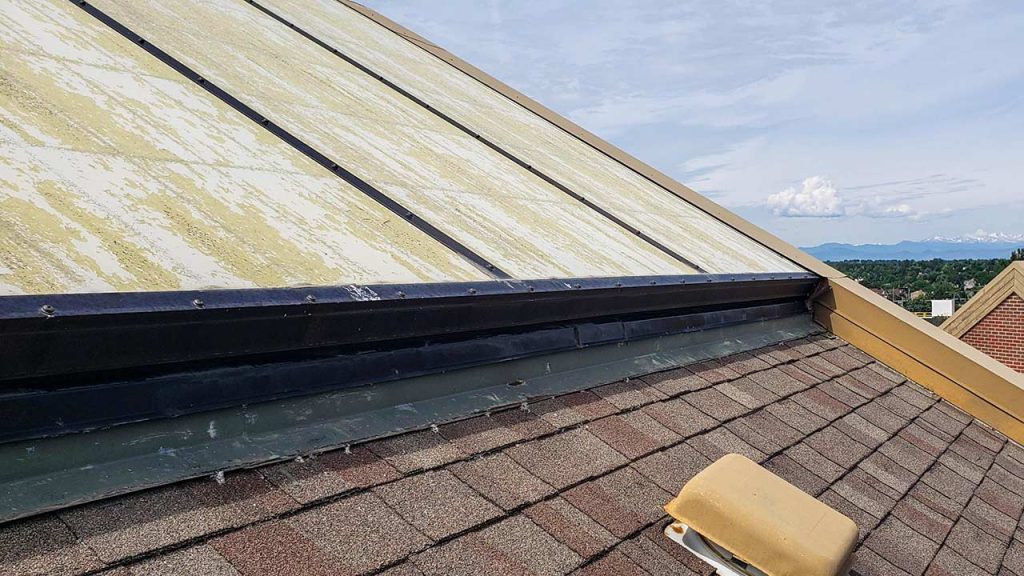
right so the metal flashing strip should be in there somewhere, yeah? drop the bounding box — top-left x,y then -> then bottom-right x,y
67,0 -> 507,279
0,314 -> 818,523
0,273 -> 817,383
1,301 -> 804,443
242,0 -> 706,273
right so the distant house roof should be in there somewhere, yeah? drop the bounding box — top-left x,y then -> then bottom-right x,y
944,262 -> 1024,337
943,262 -> 1024,372
6,334 -> 1024,576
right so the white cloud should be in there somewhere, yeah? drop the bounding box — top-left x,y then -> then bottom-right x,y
767,176 -> 844,217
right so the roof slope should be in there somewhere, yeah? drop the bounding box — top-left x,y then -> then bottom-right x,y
943,261 -> 1024,337
0,0 -> 806,297
4,334 -> 1023,576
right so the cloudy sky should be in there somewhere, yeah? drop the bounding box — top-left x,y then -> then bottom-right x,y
364,0 -> 1024,247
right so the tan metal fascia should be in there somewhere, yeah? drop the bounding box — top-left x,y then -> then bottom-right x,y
942,261 -> 1024,337
339,0 -> 1024,442
816,277 -> 1024,443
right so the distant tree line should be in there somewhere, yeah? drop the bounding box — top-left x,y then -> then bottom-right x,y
827,257 -> 1013,313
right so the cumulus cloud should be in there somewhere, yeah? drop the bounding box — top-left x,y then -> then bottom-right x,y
767,176 -> 844,217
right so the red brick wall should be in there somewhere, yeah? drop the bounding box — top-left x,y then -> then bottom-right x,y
962,294 -> 1024,373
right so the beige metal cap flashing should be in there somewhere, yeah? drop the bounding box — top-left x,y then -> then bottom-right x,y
664,454 -> 857,576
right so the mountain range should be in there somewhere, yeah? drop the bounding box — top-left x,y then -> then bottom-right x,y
802,231 -> 1024,261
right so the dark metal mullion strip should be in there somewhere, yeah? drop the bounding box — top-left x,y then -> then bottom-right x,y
68,0 -> 508,280
245,0 -> 708,274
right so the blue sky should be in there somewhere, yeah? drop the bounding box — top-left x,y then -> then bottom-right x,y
364,0 -> 1024,247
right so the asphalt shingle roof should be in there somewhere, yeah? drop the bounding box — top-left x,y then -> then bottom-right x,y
2,332 -> 1023,576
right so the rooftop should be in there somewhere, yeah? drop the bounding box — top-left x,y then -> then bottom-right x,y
4,334 -> 1023,576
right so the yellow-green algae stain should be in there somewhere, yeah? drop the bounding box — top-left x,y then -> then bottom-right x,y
0,0 -> 484,296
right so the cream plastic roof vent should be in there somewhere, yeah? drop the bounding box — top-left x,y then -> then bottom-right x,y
664,454 -> 857,576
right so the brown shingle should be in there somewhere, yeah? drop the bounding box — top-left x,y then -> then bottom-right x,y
818,489 -> 880,542
261,446 -> 401,504
725,418 -> 787,454
642,398 -> 717,437
856,401 -> 909,434
777,363 -> 823,387
921,465 -> 978,506
937,451 -> 985,484
586,412 -> 680,460
641,367 -> 712,396
531,391 -> 616,429
820,348 -> 867,371
682,387 -> 748,421
850,547 -> 912,576
892,384 -> 937,411
212,522 -> 334,576
878,436 -> 936,476
439,414 -> 522,455
687,427 -> 766,463
290,492 -> 430,574
944,518 -> 1008,574
449,453 -> 555,511
832,473 -> 897,519
924,547 -> 988,576
865,517 -> 940,576
719,352 -> 772,375
765,398 -> 828,434
573,551 -> 648,576
907,483 -> 965,521
591,379 -> 667,410
866,362 -> 908,385
686,359 -> 741,384
949,435 -> 997,469
506,428 -> 627,490
837,413 -> 889,449
764,454 -> 829,495
60,471 -> 296,562
716,377 -> 777,409
976,477 -> 1024,520
0,516 -> 103,576
858,452 -> 918,495
732,410 -> 804,448
818,378 -> 870,408
901,424 -> 951,458
961,495 -> 1016,539
792,388 -> 850,421
753,342 -> 803,365
366,429 -> 465,473
129,545 -> 238,576
963,422 -> 1006,453
617,530 -> 703,576
631,442 -> 713,494
525,498 -> 617,559
414,516 -> 581,576
786,442 -> 845,483
563,467 -> 671,538
374,470 -> 501,541
490,406 -> 556,441
805,426 -> 872,469
892,495 -> 954,544
746,367 -> 807,396
849,366 -> 899,395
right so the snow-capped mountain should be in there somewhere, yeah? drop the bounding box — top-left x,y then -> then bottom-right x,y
927,230 -> 1024,244
803,230 -> 1024,261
